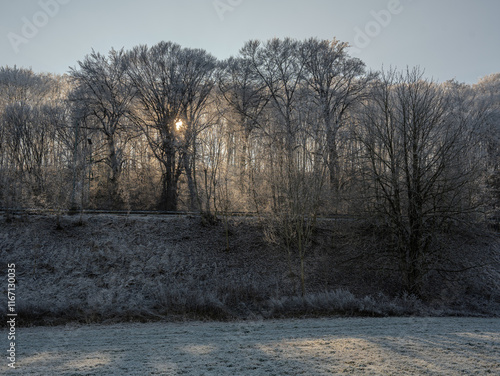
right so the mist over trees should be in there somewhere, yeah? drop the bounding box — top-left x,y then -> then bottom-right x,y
1,38 -> 499,296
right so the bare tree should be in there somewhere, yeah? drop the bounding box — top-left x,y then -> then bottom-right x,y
70,49 -> 136,209
240,38 -> 328,296
0,67 -> 70,209
472,74 -> 500,214
217,56 -> 270,203
357,68 -> 482,295
0,66 -> 52,104
0,67 -> 57,209
126,42 -> 217,211
300,38 -> 374,198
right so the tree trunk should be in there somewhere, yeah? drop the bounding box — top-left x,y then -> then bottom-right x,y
327,127 -> 340,194
106,134 -> 122,209
298,229 -> 306,297
69,121 -> 81,211
239,126 -> 251,195
183,153 -> 198,211
159,151 -> 178,212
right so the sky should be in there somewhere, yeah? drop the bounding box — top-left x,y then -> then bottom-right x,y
0,0 -> 499,84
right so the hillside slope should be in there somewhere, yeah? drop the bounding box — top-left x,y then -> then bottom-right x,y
1,213 -> 499,325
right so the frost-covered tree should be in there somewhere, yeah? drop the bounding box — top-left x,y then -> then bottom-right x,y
239,38 -> 328,295
300,38 -> 374,195
0,67 -> 67,209
473,74 -> 500,212
126,42 -> 217,211
357,68 -> 483,295
70,49 -> 136,209
217,56 -> 270,201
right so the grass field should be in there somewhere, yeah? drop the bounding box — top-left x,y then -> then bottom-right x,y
2,317 -> 499,375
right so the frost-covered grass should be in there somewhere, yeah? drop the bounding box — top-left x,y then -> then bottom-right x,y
0,213 -> 499,325
2,317 -> 499,375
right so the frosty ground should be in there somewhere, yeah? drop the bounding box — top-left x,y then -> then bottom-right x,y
2,317 -> 499,375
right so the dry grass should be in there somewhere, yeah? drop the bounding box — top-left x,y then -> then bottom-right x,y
0,213 -> 498,325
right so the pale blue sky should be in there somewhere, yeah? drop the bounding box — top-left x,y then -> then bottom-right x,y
0,0 -> 498,83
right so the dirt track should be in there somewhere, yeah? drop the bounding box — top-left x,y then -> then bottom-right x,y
2,317 -> 499,375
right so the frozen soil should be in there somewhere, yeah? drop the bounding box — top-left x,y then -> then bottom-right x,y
2,317 -> 499,375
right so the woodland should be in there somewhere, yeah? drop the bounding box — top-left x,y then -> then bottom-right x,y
1,38 -> 499,300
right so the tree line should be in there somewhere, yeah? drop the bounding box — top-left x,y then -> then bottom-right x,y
1,38 -> 499,294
